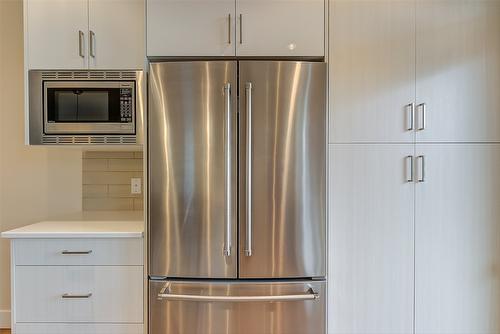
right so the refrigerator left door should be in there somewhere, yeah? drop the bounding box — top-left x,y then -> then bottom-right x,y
149,61 -> 238,278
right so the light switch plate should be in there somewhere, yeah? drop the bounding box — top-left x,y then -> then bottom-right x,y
131,178 -> 142,194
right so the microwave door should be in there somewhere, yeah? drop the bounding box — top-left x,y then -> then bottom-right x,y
149,61 -> 238,279
239,61 -> 327,279
43,82 -> 135,135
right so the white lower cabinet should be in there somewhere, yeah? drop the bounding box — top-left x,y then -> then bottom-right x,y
10,238 -> 144,334
329,143 -> 500,334
16,266 -> 143,323
15,324 -> 143,334
415,144 -> 500,334
329,144 -> 414,334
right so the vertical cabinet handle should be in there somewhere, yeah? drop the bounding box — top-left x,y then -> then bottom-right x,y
89,30 -> 96,58
228,14 -> 232,44
417,155 -> 425,182
407,103 -> 415,131
239,14 -> 243,44
405,155 -> 414,183
245,82 -> 253,257
78,30 -> 85,58
223,83 -> 232,257
417,103 -> 426,130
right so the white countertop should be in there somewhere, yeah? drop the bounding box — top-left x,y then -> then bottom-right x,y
1,211 -> 144,239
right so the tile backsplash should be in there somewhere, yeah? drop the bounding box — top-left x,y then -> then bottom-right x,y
83,151 -> 143,211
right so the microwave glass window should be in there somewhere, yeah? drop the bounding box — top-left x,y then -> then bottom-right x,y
46,88 -> 122,123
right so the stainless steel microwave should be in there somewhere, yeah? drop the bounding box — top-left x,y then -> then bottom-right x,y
28,70 -> 144,145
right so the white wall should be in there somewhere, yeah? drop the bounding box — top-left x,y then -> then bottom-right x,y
0,0 -> 82,327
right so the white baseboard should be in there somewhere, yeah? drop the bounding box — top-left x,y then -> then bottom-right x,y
0,310 -> 11,328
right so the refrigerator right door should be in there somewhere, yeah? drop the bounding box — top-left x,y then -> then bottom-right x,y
239,61 -> 327,279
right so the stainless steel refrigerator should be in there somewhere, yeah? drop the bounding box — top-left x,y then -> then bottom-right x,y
148,61 -> 326,334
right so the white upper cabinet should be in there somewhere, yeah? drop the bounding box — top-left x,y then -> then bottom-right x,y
415,144 -> 500,333
416,0 -> 500,142
89,0 -> 145,69
26,0 -> 88,69
329,0 -> 415,143
147,0 -> 235,57
146,0 -> 324,57
25,0 -> 144,70
236,0 -> 324,57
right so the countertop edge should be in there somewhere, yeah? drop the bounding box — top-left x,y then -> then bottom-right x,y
1,231 -> 144,239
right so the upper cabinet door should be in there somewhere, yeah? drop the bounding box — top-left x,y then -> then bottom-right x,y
416,0 -> 500,142
236,0 -> 324,57
147,0 -> 236,57
26,0 -> 88,69
89,0 -> 145,69
329,0 -> 416,143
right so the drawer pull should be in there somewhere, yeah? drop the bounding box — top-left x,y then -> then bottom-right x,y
62,293 -> 92,299
61,250 -> 93,255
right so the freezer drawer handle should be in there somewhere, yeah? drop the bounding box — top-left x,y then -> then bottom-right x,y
157,287 -> 319,302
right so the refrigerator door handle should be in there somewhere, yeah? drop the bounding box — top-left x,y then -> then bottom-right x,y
223,83 -> 232,257
158,288 -> 320,302
245,82 -> 253,257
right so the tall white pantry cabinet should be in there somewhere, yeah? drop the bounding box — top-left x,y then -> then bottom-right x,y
329,1 -> 500,333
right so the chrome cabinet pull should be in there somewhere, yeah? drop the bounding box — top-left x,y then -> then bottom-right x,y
158,289 -> 319,302
245,82 -> 253,257
417,103 -> 426,130
62,293 -> 92,299
61,250 -> 93,255
89,30 -> 96,58
239,14 -> 243,44
78,30 -> 85,58
407,103 -> 415,131
228,14 -> 231,44
223,83 -> 232,257
417,155 -> 425,182
406,155 -> 414,183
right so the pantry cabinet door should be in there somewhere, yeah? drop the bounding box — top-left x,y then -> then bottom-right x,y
329,0 -> 416,143
89,0 -> 145,69
147,0 -> 235,57
416,1 -> 500,142
236,0 -> 324,57
329,144 -> 414,334
415,144 -> 500,334
26,0 -> 88,69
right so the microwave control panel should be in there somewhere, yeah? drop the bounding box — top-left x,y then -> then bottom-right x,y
120,87 -> 134,123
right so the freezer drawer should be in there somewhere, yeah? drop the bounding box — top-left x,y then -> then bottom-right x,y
149,280 -> 326,334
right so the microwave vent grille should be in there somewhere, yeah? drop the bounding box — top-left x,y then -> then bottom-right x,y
39,71 -> 137,80
90,136 -> 106,144
89,72 -> 105,79
41,135 -> 137,145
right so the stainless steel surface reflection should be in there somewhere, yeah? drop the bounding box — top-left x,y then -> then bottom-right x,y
239,61 -> 327,278
149,61 -> 238,278
150,280 -> 326,334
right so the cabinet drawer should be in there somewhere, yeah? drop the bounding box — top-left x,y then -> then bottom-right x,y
15,323 -> 143,334
13,238 -> 143,265
15,266 -> 143,323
